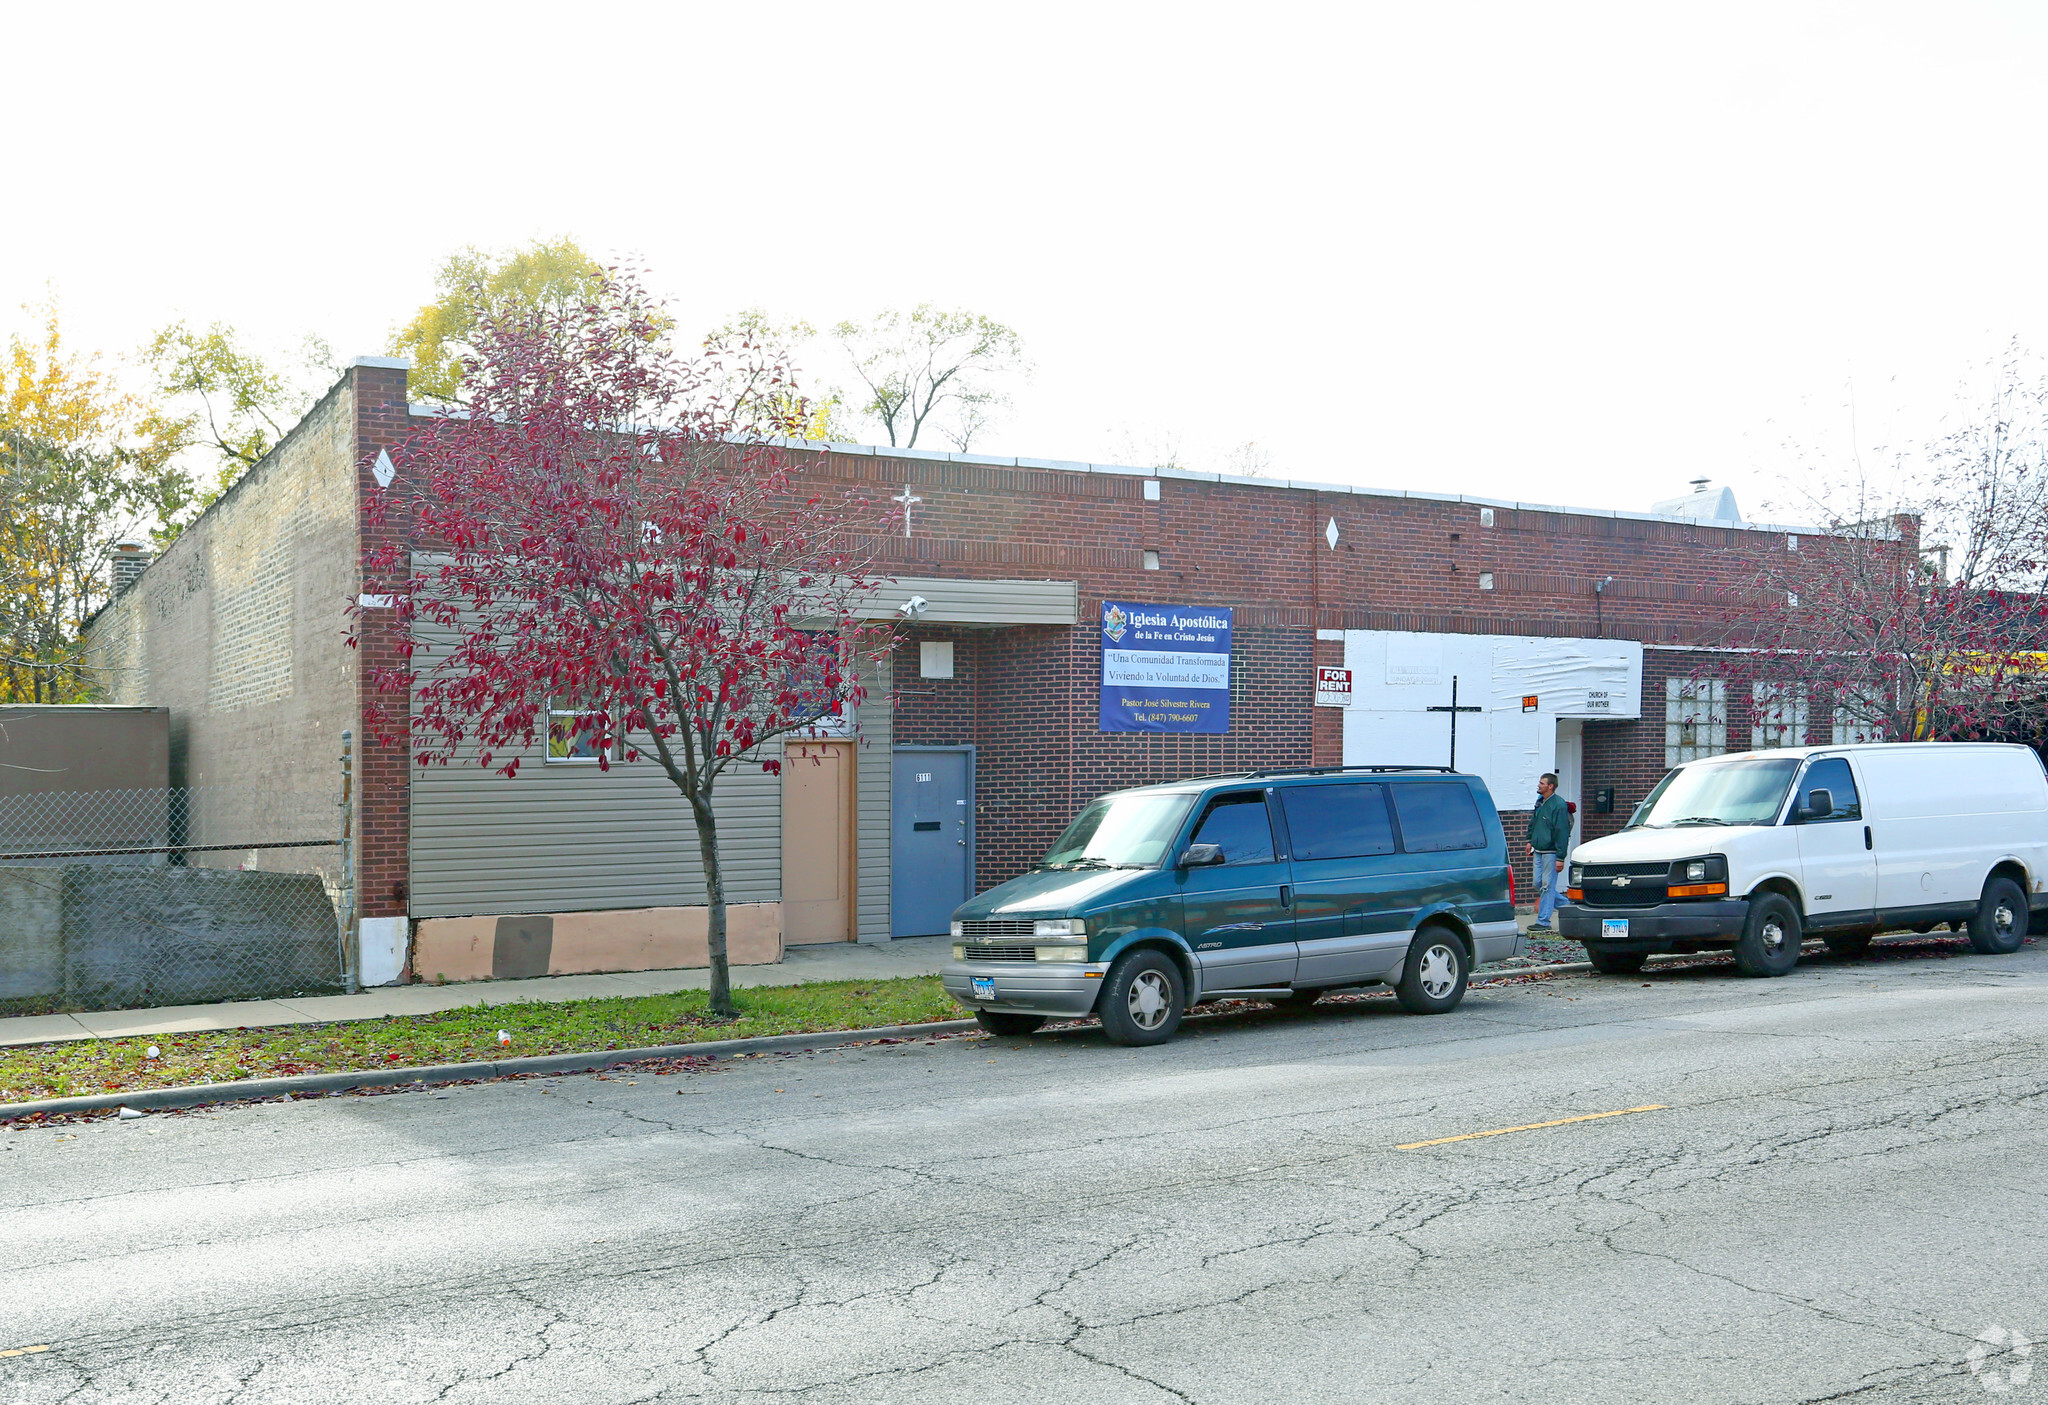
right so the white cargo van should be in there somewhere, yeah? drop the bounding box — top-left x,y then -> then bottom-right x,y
1558,742 -> 2048,976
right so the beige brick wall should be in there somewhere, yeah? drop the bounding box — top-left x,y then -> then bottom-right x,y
82,376 -> 361,814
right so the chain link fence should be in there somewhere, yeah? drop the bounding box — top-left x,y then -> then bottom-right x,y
0,786 -> 346,1016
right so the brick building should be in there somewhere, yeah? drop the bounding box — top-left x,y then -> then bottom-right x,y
83,358 -> 1881,983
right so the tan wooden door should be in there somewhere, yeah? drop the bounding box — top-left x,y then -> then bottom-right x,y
782,741 -> 855,943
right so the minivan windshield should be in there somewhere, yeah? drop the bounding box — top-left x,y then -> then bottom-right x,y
1630,757 -> 1801,829
1041,792 -> 1196,869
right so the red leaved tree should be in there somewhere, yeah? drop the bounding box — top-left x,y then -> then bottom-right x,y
1727,346 -> 2048,743
359,270 -> 892,1014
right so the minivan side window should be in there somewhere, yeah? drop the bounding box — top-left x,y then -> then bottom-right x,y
1391,781 -> 1487,853
1280,784 -> 1395,860
1794,756 -> 1861,822
1188,793 -> 1276,865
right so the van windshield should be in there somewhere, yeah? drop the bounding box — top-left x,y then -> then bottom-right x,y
1042,793 -> 1196,869
1630,757 -> 1801,829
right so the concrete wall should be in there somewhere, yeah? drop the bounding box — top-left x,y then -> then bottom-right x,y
0,864 -> 341,1010
82,377 -> 360,853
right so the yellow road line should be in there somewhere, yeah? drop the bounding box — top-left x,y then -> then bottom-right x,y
1397,1104 -> 1668,1150
0,1345 -> 49,1358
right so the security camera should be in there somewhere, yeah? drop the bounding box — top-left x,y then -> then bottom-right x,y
898,595 -> 929,618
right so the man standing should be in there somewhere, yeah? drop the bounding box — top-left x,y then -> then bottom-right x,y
1527,771 -> 1573,933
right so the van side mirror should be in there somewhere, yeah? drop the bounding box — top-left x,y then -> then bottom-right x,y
1179,842 -> 1226,868
1802,788 -> 1833,820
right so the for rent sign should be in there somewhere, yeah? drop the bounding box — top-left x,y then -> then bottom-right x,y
1099,601 -> 1232,733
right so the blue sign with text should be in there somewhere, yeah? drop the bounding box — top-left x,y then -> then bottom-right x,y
1099,601 -> 1233,733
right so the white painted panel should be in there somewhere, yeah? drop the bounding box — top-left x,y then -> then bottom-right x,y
358,916 -> 407,987
1341,629 -> 1640,806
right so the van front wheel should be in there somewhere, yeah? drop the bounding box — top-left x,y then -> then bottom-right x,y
1969,876 -> 2029,956
1097,949 -> 1185,1046
1395,928 -> 1469,1014
1585,946 -> 1647,975
1734,894 -> 1802,977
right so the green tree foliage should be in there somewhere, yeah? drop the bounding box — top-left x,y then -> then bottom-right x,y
389,237 -> 609,401
702,309 -> 849,442
144,321 -> 336,507
0,305 -> 190,700
0,435 -> 151,701
831,305 -> 1024,450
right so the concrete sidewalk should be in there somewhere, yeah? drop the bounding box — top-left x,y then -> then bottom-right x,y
0,935 -> 956,1049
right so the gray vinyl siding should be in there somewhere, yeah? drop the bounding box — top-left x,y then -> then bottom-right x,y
855,655 -> 892,942
409,743 -> 783,919
854,576 -> 1077,626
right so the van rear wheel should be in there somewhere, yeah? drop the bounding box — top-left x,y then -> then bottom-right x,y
1395,927 -> 1469,1014
1733,894 -> 1802,977
1097,949 -> 1185,1046
1968,876 -> 2029,956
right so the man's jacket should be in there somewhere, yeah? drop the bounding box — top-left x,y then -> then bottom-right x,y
1529,793 -> 1574,854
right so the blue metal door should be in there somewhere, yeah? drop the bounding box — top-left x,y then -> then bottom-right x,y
892,749 -> 972,936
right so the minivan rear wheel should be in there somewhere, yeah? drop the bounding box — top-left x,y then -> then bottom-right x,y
1097,949 -> 1185,1046
1734,893 -> 1802,977
1968,876 -> 2029,956
974,1011 -> 1048,1037
1395,927 -> 1469,1014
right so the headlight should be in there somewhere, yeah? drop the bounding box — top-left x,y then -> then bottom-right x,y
1667,854 -> 1730,897
1036,946 -> 1087,962
951,944 -> 965,961
1569,865 -> 1584,887
1033,918 -> 1086,938
950,921 -> 964,937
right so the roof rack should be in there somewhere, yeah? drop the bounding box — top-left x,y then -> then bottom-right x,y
1175,764 -> 1460,783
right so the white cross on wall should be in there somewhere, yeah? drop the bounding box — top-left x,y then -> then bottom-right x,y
893,484 -> 923,539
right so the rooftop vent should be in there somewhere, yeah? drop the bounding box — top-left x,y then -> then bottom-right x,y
110,540 -> 152,598
1650,477 -> 1742,524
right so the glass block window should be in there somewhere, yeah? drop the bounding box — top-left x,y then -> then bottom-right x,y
1831,688 -> 1887,745
1751,682 -> 1809,750
1666,678 -> 1728,766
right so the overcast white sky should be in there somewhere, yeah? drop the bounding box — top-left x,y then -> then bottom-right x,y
7,2 -> 2046,523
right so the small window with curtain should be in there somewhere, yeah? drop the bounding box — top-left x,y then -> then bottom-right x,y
1188,793 -> 1276,865
1390,781 -> 1487,853
1279,784 -> 1395,860
546,696 -> 616,763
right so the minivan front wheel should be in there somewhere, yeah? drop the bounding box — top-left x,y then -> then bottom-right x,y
1097,949 -> 1186,1046
1395,927 -> 1469,1014
1968,876 -> 2029,956
1734,893 -> 1802,977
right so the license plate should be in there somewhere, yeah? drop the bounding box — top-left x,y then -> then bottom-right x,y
1602,918 -> 1630,940
971,977 -> 996,1001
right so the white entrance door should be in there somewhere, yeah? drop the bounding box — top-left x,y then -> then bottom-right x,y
1554,719 -> 1583,850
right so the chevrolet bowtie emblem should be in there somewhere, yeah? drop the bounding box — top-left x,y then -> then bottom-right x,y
1612,875 -> 1632,887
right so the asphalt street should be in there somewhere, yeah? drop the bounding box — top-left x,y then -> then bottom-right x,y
6,939 -> 2048,1404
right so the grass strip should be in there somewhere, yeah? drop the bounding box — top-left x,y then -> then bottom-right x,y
0,976 -> 959,1104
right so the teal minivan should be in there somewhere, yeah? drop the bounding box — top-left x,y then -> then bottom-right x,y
941,766 -> 1519,1046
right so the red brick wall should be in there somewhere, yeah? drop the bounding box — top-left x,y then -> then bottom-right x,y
341,419 -> 1895,913
350,366 -> 414,920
